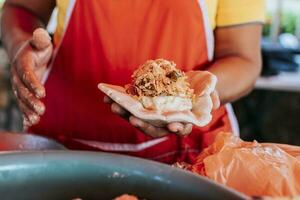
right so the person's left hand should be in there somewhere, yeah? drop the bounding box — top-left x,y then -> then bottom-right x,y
104,70 -> 220,138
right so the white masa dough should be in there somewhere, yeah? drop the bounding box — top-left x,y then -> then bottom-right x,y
140,96 -> 192,113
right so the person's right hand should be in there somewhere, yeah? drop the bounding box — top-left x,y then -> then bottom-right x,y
11,28 -> 53,128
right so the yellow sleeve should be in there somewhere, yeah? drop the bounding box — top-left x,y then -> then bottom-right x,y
205,0 -> 218,30
54,0 -> 70,45
216,0 -> 266,28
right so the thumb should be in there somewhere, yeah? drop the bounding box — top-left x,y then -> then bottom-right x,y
30,28 -> 52,50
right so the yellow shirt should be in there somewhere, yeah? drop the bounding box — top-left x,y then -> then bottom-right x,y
206,0 -> 265,29
55,0 -> 265,43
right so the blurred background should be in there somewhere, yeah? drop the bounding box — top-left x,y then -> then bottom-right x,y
234,0 -> 300,145
0,0 -> 299,145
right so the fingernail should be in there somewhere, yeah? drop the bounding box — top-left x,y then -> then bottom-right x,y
111,104 -> 118,114
35,89 -> 45,98
34,104 -> 45,115
29,114 -> 39,124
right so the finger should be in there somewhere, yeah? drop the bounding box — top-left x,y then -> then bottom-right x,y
16,54 -> 45,98
211,90 -> 220,110
12,68 -> 45,115
30,28 -> 52,50
17,100 -> 40,126
23,116 -> 30,130
111,102 -> 130,118
167,122 -> 184,133
12,66 -> 44,113
177,123 -> 193,136
129,116 -> 169,138
103,95 -> 113,104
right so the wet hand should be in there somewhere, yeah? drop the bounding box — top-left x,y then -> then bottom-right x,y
11,28 -> 53,128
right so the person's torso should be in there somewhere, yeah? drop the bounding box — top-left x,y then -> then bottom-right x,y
30,0 -> 231,164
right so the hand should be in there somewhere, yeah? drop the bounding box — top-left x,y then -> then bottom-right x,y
11,28 -> 53,128
103,70 -> 218,138
104,96 -> 193,138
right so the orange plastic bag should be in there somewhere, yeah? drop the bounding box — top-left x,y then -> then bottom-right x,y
191,133 -> 300,197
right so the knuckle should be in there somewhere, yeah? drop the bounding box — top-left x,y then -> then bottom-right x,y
26,91 -> 34,99
19,88 -> 29,100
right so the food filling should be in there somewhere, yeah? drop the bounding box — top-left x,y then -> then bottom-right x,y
125,59 -> 194,112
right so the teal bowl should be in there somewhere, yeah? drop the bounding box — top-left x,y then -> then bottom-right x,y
0,151 -> 247,200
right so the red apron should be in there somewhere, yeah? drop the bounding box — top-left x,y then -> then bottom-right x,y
30,0 -> 232,164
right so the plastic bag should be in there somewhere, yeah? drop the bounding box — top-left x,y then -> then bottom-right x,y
191,132 -> 300,197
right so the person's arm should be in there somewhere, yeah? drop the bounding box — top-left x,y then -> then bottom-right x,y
1,0 -> 55,127
2,0 -> 55,58
208,24 -> 262,103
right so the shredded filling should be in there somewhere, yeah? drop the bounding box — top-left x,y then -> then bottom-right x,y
126,59 -> 194,99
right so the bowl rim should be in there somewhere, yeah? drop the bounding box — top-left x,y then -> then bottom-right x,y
0,150 -> 248,200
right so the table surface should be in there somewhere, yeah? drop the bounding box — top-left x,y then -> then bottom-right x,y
255,72 -> 300,92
